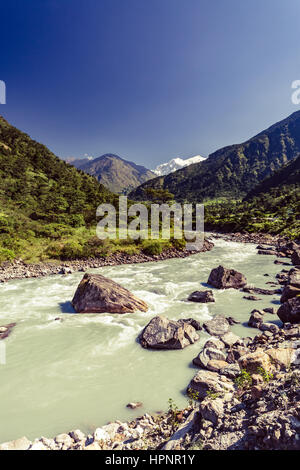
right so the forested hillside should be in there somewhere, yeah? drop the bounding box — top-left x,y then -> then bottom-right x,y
130,111 -> 300,202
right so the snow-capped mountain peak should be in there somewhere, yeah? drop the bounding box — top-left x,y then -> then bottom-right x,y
153,155 -> 206,176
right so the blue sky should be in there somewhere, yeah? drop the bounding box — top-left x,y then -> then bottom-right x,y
1,0 -> 300,168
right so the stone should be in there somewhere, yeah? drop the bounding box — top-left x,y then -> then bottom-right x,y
220,331 -> 240,347
187,369 -> 234,400
200,398 -> 224,425
193,347 -> 227,368
288,269 -> 300,289
238,351 -> 273,374
226,316 -> 241,325
203,315 -> 230,336
265,348 -> 295,370
256,244 -> 276,251
280,285 -> 300,303
188,290 -> 215,303
84,442 -> 102,450
203,338 -> 225,350
0,322 -> 16,340
94,428 -> 110,442
242,286 -> 278,295
291,249 -> 300,266
207,266 -> 247,289
60,267 -> 73,275
206,359 -> 229,372
251,385 -> 263,399
257,250 -> 277,255
55,433 -> 73,447
72,273 -> 148,314
30,441 -> 48,450
248,310 -> 264,328
126,402 -> 143,409
102,423 -> 121,440
0,436 -> 31,450
263,307 -> 275,314
251,374 -> 264,385
140,315 -> 199,350
259,323 -> 280,334
178,318 -> 202,331
40,437 -> 56,449
218,363 -> 241,379
243,295 -> 262,301
69,429 -> 86,442
277,296 -> 300,324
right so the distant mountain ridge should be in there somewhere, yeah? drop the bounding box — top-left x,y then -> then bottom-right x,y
67,153 -> 155,194
153,155 -> 206,176
130,111 -> 300,202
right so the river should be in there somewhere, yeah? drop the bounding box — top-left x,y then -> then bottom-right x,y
0,238 -> 284,442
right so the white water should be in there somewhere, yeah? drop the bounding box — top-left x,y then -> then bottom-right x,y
0,238 -> 285,442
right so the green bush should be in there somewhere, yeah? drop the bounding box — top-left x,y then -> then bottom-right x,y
171,238 -> 186,250
142,240 -> 163,255
0,247 -> 15,263
60,241 -> 83,260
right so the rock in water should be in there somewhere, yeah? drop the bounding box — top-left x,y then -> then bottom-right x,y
72,273 -> 148,313
188,290 -> 215,303
0,323 -> 16,340
140,315 -> 199,350
277,296 -> 300,324
207,265 -> 247,289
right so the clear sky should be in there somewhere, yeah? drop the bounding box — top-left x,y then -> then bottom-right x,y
1,0 -> 300,168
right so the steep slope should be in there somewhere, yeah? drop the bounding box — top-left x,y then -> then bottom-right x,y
245,154 -> 300,199
68,153 -> 156,193
0,115 -> 119,261
130,111 -> 300,202
153,155 -> 206,176
205,155 -> 300,238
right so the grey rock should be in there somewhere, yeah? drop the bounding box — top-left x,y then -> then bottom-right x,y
188,290 -> 215,303
208,266 -> 247,289
72,273 -> 148,314
140,315 -> 199,350
203,315 -> 230,336
277,296 -> 300,324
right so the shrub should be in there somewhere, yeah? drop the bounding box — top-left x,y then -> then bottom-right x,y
235,369 -> 253,389
0,247 -> 15,263
142,240 -> 163,255
60,240 -> 83,259
171,238 -> 186,250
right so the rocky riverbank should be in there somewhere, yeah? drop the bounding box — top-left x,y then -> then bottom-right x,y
210,231 -> 297,246
0,239 -> 214,283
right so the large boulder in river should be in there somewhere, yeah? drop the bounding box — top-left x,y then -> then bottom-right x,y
72,273 -> 148,314
277,296 -> 300,324
140,315 -> 199,350
207,265 -> 247,289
